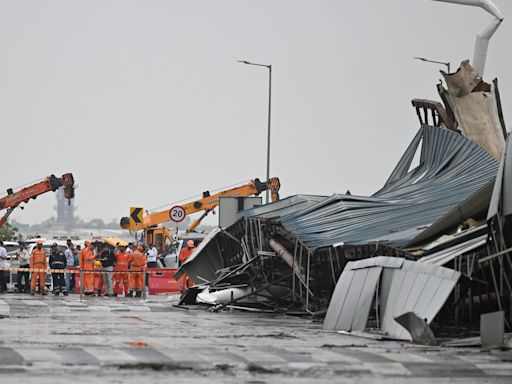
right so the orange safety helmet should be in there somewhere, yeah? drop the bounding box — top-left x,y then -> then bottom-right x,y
137,246 -> 144,251
36,239 -> 44,245
187,240 -> 195,248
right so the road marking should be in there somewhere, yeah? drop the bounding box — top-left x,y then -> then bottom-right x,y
0,348 -> 25,366
0,299 -> 10,317
15,348 -> 60,363
63,301 -> 87,307
128,306 -> 151,312
51,347 -> 100,365
155,348 -> 210,363
87,305 -> 111,311
83,347 -> 138,365
288,362 -> 328,370
236,349 -> 288,363
457,354 -> 501,363
475,362 -> 512,376
21,300 -> 48,306
380,351 -> 432,363
306,349 -> 360,363
121,347 -> 173,363
363,362 -> 412,376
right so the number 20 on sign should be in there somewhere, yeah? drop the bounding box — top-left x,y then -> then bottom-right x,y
169,206 -> 186,222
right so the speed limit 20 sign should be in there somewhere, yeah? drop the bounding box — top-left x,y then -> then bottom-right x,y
169,205 -> 186,222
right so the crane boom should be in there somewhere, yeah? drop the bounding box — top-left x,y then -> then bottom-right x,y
120,177 -> 281,233
0,173 -> 75,227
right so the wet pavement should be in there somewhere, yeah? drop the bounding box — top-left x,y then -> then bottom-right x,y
0,293 -> 511,383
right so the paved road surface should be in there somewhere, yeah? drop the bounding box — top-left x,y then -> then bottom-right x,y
0,294 -> 511,383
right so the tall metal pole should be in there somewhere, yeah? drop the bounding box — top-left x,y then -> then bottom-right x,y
238,60 -> 273,203
266,65 -> 272,204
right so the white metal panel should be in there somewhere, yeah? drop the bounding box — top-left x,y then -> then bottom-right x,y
351,267 -> 382,330
380,269 -> 408,339
379,259 -> 461,340
336,269 -> 370,331
323,265 -> 382,331
323,267 -> 356,331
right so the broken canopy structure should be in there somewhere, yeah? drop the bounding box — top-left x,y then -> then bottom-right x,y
178,122 -> 498,312
323,256 -> 461,341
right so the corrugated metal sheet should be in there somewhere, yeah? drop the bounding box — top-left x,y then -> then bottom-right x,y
323,266 -> 383,332
324,256 -> 461,341
419,235 -> 487,266
407,181 -> 493,246
379,260 -> 461,340
238,194 -> 326,220
176,228 -> 224,283
488,135 -> 512,219
281,125 -> 498,250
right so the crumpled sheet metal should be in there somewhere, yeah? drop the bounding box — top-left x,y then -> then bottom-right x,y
488,134 -> 512,219
176,227 -> 224,283
323,256 -> 461,341
281,125 -> 498,250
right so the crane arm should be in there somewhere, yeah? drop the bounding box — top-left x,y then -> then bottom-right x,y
120,177 -> 281,232
0,173 -> 75,228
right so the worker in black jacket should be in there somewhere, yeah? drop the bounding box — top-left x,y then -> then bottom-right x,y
49,243 -> 68,296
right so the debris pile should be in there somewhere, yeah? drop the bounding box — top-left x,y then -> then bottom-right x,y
177,61 -> 510,342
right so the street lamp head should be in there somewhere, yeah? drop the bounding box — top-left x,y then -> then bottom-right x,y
238,60 -> 271,69
414,57 -> 427,61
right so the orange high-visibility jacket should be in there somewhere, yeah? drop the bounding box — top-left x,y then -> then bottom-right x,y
115,252 -> 130,271
30,249 -> 47,268
79,248 -> 95,270
179,247 -> 194,265
129,251 -> 146,269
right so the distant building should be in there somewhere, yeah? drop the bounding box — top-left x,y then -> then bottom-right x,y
53,188 -> 76,231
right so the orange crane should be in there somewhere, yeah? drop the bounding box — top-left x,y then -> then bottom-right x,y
120,177 -> 281,252
0,173 -> 75,227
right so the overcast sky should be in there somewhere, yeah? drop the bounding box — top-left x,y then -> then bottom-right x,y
1,0 -> 511,226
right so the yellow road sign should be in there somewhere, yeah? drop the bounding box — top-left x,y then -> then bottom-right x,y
130,207 -> 143,225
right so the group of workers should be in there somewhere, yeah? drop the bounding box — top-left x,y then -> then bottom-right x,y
76,240 -> 150,297
0,238 -> 197,297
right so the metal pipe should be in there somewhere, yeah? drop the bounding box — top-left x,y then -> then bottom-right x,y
268,238 -> 303,279
431,0 -> 504,77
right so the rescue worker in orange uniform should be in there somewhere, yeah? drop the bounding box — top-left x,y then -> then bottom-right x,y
79,241 -> 96,295
93,259 -> 104,296
30,239 -> 47,295
113,244 -> 130,297
178,240 -> 196,293
129,246 -> 147,298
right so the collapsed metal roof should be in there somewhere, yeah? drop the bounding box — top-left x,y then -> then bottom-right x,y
238,194 -> 326,220
280,125 -> 498,250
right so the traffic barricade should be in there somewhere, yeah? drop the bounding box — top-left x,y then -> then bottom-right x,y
147,268 -> 180,295
0,266 -> 181,298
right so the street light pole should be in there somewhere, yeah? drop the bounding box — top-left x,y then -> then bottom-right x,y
414,57 -> 451,73
238,60 -> 272,204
